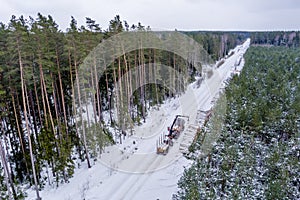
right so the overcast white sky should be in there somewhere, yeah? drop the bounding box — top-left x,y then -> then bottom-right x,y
1,0 -> 300,31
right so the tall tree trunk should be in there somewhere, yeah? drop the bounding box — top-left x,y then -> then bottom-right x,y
118,57 -> 125,130
135,52 -> 139,120
56,49 -> 69,136
153,50 -> 159,105
94,58 -> 102,124
33,79 -> 43,127
68,49 -> 82,159
40,62 -> 56,139
121,48 -> 131,119
113,66 -> 121,143
93,58 -> 104,154
128,58 -> 134,122
139,46 -> 146,122
90,63 -> 97,124
75,58 -> 91,168
11,93 -> 29,175
24,84 -> 36,142
148,50 -> 152,109
0,136 -> 15,200
29,90 -> 38,139
105,71 -> 113,125
39,61 -> 48,129
51,73 -> 62,135
18,43 -> 41,200
105,71 -> 113,124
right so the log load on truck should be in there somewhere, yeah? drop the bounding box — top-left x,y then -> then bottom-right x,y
156,115 -> 189,155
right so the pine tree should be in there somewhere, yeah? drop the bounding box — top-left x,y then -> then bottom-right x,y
66,16 -> 91,168
7,15 -> 41,199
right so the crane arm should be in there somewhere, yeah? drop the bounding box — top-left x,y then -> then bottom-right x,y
169,115 -> 189,135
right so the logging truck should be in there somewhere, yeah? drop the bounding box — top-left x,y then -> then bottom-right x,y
156,115 -> 189,155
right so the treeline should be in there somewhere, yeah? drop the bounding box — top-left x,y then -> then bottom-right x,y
184,31 -> 249,60
175,46 -> 300,199
251,31 -> 300,47
187,30 -> 300,58
0,14 -> 244,199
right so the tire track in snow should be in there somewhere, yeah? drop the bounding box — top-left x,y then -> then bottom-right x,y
119,140 -> 184,200
107,153 -> 166,200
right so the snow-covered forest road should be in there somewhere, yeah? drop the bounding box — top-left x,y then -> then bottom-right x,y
27,39 -> 250,200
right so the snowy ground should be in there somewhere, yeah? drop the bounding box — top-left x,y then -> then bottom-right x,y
26,39 -> 250,200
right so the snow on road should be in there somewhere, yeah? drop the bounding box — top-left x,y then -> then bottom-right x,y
26,39 -> 250,200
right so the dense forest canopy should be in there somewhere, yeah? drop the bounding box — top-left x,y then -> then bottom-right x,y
0,13 -> 300,199
175,46 -> 300,200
